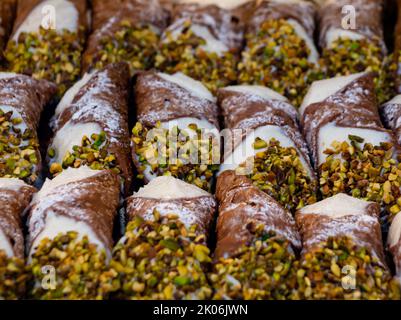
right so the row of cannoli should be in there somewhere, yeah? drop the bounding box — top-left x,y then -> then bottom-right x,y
3,0 -> 401,105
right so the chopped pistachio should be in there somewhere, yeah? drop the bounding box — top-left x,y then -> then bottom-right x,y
0,250 -> 28,300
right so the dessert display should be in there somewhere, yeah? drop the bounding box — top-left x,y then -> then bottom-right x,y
83,0 -> 168,75
0,72 -> 56,185
131,71 -> 220,191
4,0 -> 89,96
47,62 -> 132,194
238,0 -> 321,107
1,0 -> 401,302
155,2 -> 242,93
218,84 -> 317,212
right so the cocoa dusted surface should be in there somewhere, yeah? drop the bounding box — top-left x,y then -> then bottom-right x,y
296,201 -> 388,269
0,74 -> 57,184
167,3 -> 243,52
217,87 -> 313,173
51,62 -> 133,193
126,192 -> 217,237
214,171 -> 301,259
246,0 -> 316,37
83,0 -> 169,72
27,170 -> 120,252
301,73 -> 396,166
0,0 -> 16,52
134,71 -> 220,128
0,183 -> 36,258
318,0 -> 386,51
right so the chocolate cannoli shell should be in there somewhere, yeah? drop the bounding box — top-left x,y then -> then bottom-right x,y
52,62 -> 133,193
381,99 -> 401,145
301,73 -> 395,165
134,71 -> 220,128
0,0 -> 16,51
0,74 -> 57,183
83,0 -> 169,72
0,182 -> 36,258
389,234 -> 401,278
214,171 -> 301,259
11,0 -> 89,40
126,193 -> 217,237
217,88 -> 314,174
168,3 -> 243,52
318,0 -> 386,51
246,0 -> 316,38
295,201 -> 387,268
393,0 -> 401,93
27,170 -> 120,251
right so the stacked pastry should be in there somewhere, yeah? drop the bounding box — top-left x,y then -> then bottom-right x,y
300,72 -> 401,219
4,0 -> 89,96
27,167 -> 120,299
317,0 -> 389,102
0,72 -> 56,185
0,0 -> 16,63
218,85 -> 317,212
83,0 -> 168,75
155,2 -> 243,93
210,171 -> 301,300
47,62 -> 132,194
238,0 -> 321,107
296,194 -> 400,299
389,0 -> 401,95
101,176 -> 217,300
131,71 -> 220,191
0,179 -> 36,299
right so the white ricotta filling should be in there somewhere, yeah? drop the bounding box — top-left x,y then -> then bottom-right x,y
299,193 -> 371,218
388,212 -> 401,247
318,122 -> 393,165
157,72 -> 215,102
224,85 -> 288,102
134,176 -> 210,199
29,212 -> 106,257
13,0 -> 79,40
325,28 -> 365,48
50,122 -> 102,164
219,124 -> 312,176
385,94 -> 401,105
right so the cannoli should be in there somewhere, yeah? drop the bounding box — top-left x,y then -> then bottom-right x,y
155,2 -> 243,93
47,62 -> 132,194
389,0 -> 401,95
102,176 -> 216,299
300,72 -> 401,219
83,0 -> 168,75
318,0 -> 390,102
210,170 -> 301,300
296,194 -> 400,299
27,166 -> 120,299
238,0 -> 321,107
0,178 -> 36,300
0,72 -> 56,185
5,0 -> 88,96
132,71 -> 220,191
218,85 -> 317,212
0,0 -> 16,62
